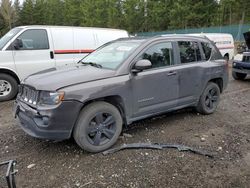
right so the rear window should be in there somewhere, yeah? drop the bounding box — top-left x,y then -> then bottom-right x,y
178,41 -> 202,63
201,42 -> 212,60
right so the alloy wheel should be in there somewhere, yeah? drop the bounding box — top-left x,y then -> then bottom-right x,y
86,112 -> 116,146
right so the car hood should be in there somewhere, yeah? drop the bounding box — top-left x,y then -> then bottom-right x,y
23,64 -> 116,91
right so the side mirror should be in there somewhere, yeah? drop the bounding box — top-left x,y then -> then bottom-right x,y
13,38 -> 23,50
132,59 -> 152,73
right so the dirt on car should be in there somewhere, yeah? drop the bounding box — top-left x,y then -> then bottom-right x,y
1,67 -> 250,188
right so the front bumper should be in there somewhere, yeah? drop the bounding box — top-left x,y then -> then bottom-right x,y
232,61 -> 250,74
232,68 -> 250,74
14,99 -> 83,140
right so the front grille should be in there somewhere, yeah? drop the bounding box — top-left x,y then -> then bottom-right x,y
243,67 -> 250,70
19,85 -> 38,106
237,66 -> 250,70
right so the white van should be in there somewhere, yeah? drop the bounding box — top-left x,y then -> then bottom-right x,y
0,25 -> 129,101
189,33 -> 235,60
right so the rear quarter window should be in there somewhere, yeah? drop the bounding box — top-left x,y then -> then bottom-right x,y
201,42 -> 212,60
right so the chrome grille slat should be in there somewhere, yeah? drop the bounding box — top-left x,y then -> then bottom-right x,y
19,85 -> 38,106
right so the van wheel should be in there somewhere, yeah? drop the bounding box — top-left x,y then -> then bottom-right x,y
73,101 -> 123,153
232,71 -> 247,80
224,54 -> 229,61
196,82 -> 220,115
0,73 -> 18,102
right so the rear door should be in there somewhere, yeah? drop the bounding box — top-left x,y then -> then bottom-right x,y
175,40 -> 206,106
131,41 -> 179,117
11,29 -> 55,80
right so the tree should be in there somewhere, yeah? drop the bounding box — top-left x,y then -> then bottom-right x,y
122,0 -> 145,33
0,15 -> 6,36
1,0 -> 249,37
0,0 -> 15,30
13,0 -> 21,26
20,0 -> 34,25
218,0 -> 250,25
168,0 -> 219,30
63,0 -> 81,26
146,0 -> 173,32
107,0 -> 125,29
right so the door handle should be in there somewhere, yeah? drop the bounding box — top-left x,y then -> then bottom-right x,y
50,51 -> 54,59
167,71 -> 177,76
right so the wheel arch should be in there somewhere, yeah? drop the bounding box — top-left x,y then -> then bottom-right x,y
208,77 -> 223,93
224,53 -> 229,60
81,95 -> 128,126
0,68 -> 20,84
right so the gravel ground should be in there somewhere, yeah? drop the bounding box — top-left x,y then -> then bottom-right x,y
0,68 -> 250,188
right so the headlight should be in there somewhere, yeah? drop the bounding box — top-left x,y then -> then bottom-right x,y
39,91 -> 64,105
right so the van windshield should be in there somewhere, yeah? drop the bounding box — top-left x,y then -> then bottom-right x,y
81,40 -> 143,70
0,28 -> 22,50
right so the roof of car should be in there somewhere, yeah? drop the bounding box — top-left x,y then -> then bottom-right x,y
117,34 -> 211,43
15,25 -> 128,32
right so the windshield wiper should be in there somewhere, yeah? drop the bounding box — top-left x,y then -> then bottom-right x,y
81,62 -> 102,68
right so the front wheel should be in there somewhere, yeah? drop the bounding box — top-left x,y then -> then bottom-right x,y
73,101 -> 123,153
0,73 -> 18,102
196,82 -> 220,115
232,71 -> 247,80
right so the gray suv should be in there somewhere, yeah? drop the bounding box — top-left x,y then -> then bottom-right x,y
14,35 -> 228,152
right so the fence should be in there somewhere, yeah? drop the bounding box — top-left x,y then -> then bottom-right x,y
137,24 -> 250,41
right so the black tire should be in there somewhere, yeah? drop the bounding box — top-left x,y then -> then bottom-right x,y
0,73 -> 18,102
232,71 -> 247,80
224,54 -> 229,61
73,101 -> 123,153
196,82 -> 220,115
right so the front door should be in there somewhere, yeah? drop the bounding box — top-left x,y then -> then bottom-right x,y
10,29 -> 55,80
131,42 -> 179,118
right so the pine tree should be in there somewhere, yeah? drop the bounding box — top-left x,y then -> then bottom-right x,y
1,0 -> 248,36
0,0 -> 15,30
13,0 -> 21,27
20,0 -> 35,25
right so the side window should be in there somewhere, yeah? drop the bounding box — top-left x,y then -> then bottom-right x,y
178,41 -> 201,63
201,42 -> 212,60
16,29 -> 49,50
140,42 -> 173,69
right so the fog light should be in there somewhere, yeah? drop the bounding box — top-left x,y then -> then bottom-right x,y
34,116 -> 50,127
42,116 -> 49,125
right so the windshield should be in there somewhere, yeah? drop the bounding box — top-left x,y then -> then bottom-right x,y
243,54 -> 250,62
0,28 -> 22,50
81,40 -> 143,70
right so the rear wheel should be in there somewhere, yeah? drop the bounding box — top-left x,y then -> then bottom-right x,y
224,54 -> 229,61
73,101 -> 123,153
232,71 -> 247,80
0,73 -> 18,102
196,82 -> 220,115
